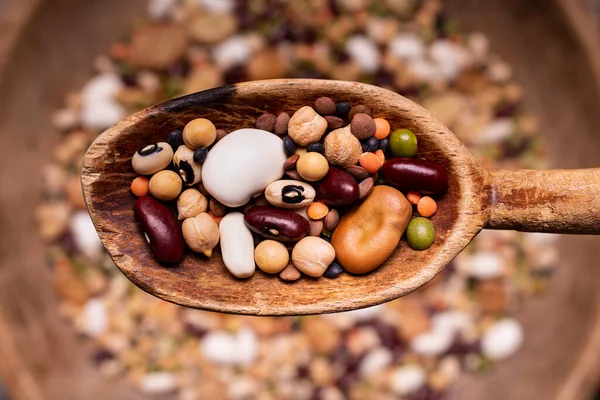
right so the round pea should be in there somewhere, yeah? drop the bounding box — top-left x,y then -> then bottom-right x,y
406,217 -> 435,250
389,129 -> 418,157
149,170 -> 182,201
255,240 -> 289,274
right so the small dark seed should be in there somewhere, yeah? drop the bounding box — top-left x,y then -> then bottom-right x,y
166,130 -> 184,151
307,143 -> 325,154
209,198 -> 227,217
283,136 -> 296,156
379,137 -> 389,152
361,136 -> 379,153
309,219 -> 324,236
320,235 -> 331,243
324,262 -> 343,278
284,154 -> 300,170
274,112 -> 290,136
348,105 -> 372,120
314,97 -> 337,115
336,102 -> 351,118
215,129 -> 228,143
256,113 -> 277,132
324,115 -> 345,130
193,147 -> 208,163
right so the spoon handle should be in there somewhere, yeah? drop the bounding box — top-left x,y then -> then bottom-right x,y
486,168 -> 600,234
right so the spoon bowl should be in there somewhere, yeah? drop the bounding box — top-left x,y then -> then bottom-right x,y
81,79 -> 600,315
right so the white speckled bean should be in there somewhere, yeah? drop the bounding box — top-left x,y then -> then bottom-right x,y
219,213 -> 255,278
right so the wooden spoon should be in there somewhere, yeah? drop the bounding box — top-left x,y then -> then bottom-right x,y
81,79 -> 600,315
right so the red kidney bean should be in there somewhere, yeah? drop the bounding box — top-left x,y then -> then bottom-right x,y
313,167 -> 359,206
382,158 -> 449,194
134,196 -> 184,264
244,206 -> 310,241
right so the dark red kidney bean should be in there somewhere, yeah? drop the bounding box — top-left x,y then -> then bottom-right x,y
382,158 -> 449,194
134,196 -> 184,264
244,206 -> 309,242
313,167 -> 359,206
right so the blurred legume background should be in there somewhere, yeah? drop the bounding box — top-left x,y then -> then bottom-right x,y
2,0 -> 600,399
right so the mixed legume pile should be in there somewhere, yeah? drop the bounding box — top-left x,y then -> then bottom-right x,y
36,0 -> 557,398
132,99 -> 449,278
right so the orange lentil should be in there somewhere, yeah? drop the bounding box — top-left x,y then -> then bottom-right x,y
375,149 -> 386,166
417,196 -> 437,217
131,176 -> 149,197
374,118 -> 391,139
407,191 -> 422,205
359,152 -> 381,174
308,202 -> 329,220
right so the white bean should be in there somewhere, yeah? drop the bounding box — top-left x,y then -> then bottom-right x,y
219,213 -> 255,278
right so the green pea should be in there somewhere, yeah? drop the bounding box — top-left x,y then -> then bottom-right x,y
406,217 -> 435,250
389,128 -> 418,157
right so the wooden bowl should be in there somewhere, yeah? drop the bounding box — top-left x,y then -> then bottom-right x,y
1,0 -> 599,399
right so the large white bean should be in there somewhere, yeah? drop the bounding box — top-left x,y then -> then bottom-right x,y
219,212 -> 255,278
202,128 -> 287,207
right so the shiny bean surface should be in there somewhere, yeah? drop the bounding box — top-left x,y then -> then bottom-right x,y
134,196 -> 184,264
382,158 -> 449,194
244,206 -> 310,241
313,167 -> 359,206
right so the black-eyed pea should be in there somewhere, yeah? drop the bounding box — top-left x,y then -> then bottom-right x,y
173,145 -> 202,186
265,180 -> 315,209
131,142 -> 173,175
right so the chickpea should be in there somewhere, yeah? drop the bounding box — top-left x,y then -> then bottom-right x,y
149,170 -> 182,201
254,240 -> 289,274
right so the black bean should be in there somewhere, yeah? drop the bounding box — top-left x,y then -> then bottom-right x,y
336,102 -> 351,118
379,137 -> 389,152
193,147 -> 208,163
166,129 -> 184,151
307,143 -> 325,154
324,262 -> 343,278
361,136 -> 379,153
283,136 -> 296,156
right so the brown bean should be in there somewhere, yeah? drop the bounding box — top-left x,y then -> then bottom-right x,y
209,198 -> 227,217
324,115 -> 345,130
284,154 -> 300,170
215,129 -> 228,143
274,112 -> 290,136
134,196 -> 184,264
345,165 -> 370,181
256,113 -> 277,132
314,97 -> 337,115
324,209 -> 340,231
348,105 -> 371,120
358,177 -> 375,199
309,219 -> 324,236
285,169 -> 303,180
351,113 -> 376,139
244,206 -> 310,241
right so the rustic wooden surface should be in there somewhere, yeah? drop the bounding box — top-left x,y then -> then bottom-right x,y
82,79 -> 490,315
1,0 -> 600,399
